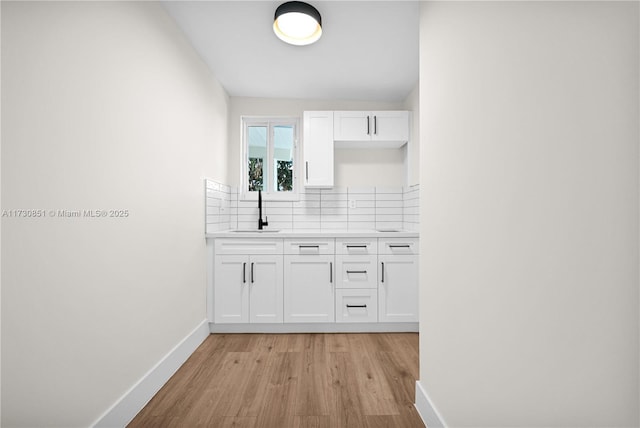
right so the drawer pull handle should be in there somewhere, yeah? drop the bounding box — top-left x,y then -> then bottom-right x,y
381,262 -> 385,283
389,244 -> 411,248
330,262 -> 333,283
347,304 -> 367,308
346,270 -> 367,274
251,262 -> 254,283
243,263 -> 246,283
299,245 -> 320,248
346,245 -> 367,248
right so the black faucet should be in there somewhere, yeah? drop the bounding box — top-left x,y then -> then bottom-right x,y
258,189 -> 268,230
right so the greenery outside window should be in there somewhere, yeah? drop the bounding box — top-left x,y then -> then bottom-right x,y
242,117 -> 299,201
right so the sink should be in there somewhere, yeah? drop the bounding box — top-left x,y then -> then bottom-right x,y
230,229 -> 281,233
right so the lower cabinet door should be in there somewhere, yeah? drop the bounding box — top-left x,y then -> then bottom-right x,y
378,255 -> 419,322
249,255 -> 283,323
336,289 -> 378,323
284,255 -> 335,322
214,255 -> 249,324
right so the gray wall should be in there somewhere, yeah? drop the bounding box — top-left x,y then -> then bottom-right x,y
419,1 -> 639,426
1,2 -> 228,425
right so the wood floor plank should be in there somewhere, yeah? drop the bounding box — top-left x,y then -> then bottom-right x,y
329,352 -> 366,428
326,333 -> 349,353
295,334 -> 332,416
255,381 -> 298,428
235,337 -> 282,417
292,415 -> 333,428
347,334 -> 399,416
128,333 -> 424,428
218,416 -> 257,428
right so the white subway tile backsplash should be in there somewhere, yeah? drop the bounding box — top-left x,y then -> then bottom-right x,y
293,207 -> 321,215
321,207 -> 348,216
376,221 -> 404,230
293,200 -> 321,209
205,179 -> 419,233
348,221 -> 376,230
263,207 -> 293,215
349,214 -> 376,222
292,221 -> 321,229
321,193 -> 348,202
350,200 -> 375,209
376,214 -> 403,222
321,200 -> 348,208
376,200 -> 403,208
376,208 -> 402,216
321,221 -> 349,230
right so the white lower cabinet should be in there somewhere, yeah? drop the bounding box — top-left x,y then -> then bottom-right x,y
284,254 -> 335,323
214,239 -> 283,324
214,255 -> 249,323
212,236 -> 418,328
283,239 -> 335,322
378,254 -> 419,322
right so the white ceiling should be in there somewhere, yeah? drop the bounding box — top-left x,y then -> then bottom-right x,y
161,1 -> 419,102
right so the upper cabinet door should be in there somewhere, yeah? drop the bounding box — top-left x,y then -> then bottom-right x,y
370,111 -> 409,142
333,111 -> 371,141
333,111 -> 409,147
303,111 -> 334,188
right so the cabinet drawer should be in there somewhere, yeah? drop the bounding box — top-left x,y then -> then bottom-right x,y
336,255 -> 378,289
336,239 -> 377,255
378,238 -> 418,255
336,289 -> 378,323
284,238 -> 335,255
215,239 -> 283,255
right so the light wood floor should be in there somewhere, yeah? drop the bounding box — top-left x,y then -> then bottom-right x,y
128,333 -> 425,428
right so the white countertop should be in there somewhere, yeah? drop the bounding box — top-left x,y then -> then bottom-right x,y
206,229 -> 419,239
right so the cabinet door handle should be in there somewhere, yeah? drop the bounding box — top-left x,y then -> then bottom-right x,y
346,270 -> 367,274
374,115 -> 377,135
389,244 -> 411,248
330,262 -> 333,283
346,304 -> 367,308
243,262 -> 246,283
306,161 -> 309,181
250,262 -> 254,283
366,116 -> 370,135
381,262 -> 385,283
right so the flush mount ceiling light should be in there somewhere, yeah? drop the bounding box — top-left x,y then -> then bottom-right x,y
273,1 -> 322,46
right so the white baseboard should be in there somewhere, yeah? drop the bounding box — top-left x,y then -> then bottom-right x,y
92,320 -> 210,428
415,380 -> 447,428
209,322 -> 418,334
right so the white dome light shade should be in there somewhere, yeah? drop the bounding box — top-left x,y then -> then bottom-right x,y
273,2 -> 322,46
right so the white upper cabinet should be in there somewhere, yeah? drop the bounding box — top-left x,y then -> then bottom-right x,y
333,111 -> 409,148
303,111 -> 334,188
333,111 -> 371,141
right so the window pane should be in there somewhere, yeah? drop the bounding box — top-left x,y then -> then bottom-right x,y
273,125 -> 294,192
247,126 -> 267,191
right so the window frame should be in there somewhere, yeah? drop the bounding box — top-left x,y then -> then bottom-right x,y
240,116 -> 300,202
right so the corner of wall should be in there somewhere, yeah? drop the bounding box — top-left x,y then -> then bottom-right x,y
414,381 -> 447,428
91,321 -> 210,428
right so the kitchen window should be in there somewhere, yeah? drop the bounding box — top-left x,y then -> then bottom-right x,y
241,117 -> 299,201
